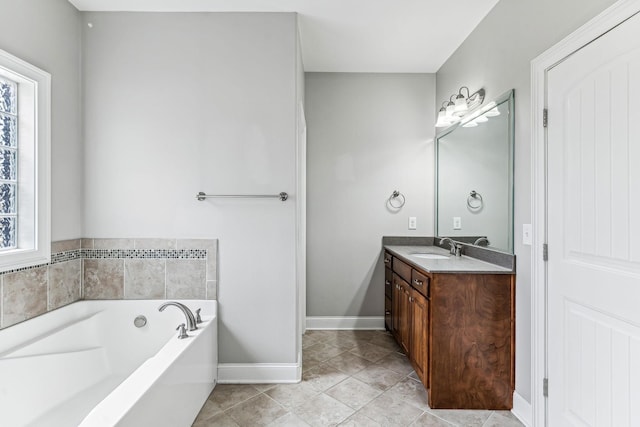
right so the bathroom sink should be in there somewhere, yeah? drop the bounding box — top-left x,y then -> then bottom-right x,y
410,253 -> 450,260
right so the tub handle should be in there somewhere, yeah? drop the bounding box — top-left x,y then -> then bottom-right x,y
195,308 -> 203,324
176,323 -> 189,339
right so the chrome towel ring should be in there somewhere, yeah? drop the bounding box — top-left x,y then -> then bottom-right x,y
467,190 -> 483,210
388,190 -> 406,209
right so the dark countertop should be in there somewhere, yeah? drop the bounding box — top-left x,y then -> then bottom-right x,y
384,245 -> 514,274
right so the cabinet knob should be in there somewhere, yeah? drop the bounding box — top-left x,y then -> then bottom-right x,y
413,279 -> 423,286
385,310 -> 391,315
385,280 -> 391,285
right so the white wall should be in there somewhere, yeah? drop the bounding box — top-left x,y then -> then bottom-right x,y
436,0 -> 617,403
0,0 -> 83,241
305,73 -> 435,318
82,12 -> 300,365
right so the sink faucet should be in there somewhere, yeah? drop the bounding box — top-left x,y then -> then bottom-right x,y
158,302 -> 198,331
439,237 -> 462,257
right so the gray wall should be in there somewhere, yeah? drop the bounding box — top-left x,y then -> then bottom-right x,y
436,0 -> 617,403
0,0 -> 83,241
305,73 -> 435,317
82,12 -> 300,365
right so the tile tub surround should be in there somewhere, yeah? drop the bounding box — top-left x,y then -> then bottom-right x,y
192,330 -> 525,427
0,238 -> 218,330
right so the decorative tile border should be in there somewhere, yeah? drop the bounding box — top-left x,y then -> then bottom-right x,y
82,249 -> 207,260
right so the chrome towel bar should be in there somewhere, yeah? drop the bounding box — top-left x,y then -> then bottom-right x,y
196,192 -> 288,202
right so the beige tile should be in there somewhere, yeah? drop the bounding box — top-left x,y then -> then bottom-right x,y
408,370 -> 420,382
303,332 -> 326,349
368,332 -> 401,351
226,394 -> 287,426
252,384 -> 277,393
410,412 -> 455,426
81,238 -> 94,249
326,377 -> 382,410
305,342 -> 345,363
1,266 -> 48,327
124,259 -> 165,299
177,238 -> 217,281
93,238 -> 135,249
265,382 -> 320,409
352,364 -> 404,391
426,409 -> 492,427
348,342 -> 392,363
339,412 -> 382,426
302,353 -> 320,372
51,239 -> 81,253
292,393 -> 354,427
374,351 -> 414,376
267,412 -> 311,427
166,259 -> 206,299
193,412 -> 241,427
358,393 -> 424,427
201,384 -> 261,415
302,364 -> 349,392
49,259 -> 82,309
384,377 -> 430,412
134,238 -> 177,249
207,280 -> 217,300
83,259 -> 124,299
324,351 -> 371,376
324,334 -> 367,351
482,411 -> 524,427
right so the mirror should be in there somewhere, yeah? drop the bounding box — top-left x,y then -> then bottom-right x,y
435,89 -> 515,253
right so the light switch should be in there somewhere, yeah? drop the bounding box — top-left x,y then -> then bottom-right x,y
408,217 -> 417,230
453,217 -> 462,230
523,224 -> 532,245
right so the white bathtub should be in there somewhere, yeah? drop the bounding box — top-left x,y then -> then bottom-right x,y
0,300 -> 217,427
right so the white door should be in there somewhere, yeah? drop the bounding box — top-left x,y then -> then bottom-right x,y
547,11 -> 640,426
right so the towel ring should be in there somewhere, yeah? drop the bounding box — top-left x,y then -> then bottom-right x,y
467,190 -> 483,210
388,190 -> 406,209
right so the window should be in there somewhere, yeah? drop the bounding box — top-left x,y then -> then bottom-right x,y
0,49 -> 50,272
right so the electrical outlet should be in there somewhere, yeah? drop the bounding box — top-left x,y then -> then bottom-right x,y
523,224 -> 532,245
453,217 -> 462,230
408,217 -> 417,230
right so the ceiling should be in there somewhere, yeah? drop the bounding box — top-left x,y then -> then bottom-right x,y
68,0 -> 499,73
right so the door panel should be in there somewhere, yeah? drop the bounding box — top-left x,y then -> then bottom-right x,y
547,11 -> 640,426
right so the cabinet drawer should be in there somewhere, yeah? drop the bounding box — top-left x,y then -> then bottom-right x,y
393,257 -> 412,284
411,269 -> 430,298
385,268 -> 393,298
383,252 -> 392,268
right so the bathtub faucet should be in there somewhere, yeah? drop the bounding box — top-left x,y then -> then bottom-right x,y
158,302 -> 198,331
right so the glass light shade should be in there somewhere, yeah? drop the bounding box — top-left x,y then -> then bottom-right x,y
435,110 -> 450,127
462,120 -> 478,128
453,96 -> 468,115
485,107 -> 500,117
474,115 -> 488,123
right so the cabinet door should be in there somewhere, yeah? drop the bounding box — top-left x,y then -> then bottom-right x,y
410,288 -> 429,386
392,274 -> 401,339
398,279 -> 411,354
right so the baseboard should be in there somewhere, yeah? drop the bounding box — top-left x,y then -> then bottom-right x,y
305,316 -> 385,330
512,391 -> 532,427
217,363 -> 301,384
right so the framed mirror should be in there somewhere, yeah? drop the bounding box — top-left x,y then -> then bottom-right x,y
435,89 -> 515,253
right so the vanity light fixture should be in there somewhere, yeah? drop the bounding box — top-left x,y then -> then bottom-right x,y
436,86 -> 486,128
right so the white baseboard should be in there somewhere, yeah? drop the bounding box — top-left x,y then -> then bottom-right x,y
306,316 -> 385,330
217,363 -> 301,384
512,391 -> 532,427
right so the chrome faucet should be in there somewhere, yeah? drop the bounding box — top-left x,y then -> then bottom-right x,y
158,302 -> 198,331
439,237 -> 462,257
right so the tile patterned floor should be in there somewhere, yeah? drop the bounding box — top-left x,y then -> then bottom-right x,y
192,330 -> 524,427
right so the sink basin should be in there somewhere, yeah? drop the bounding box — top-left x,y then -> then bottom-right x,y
410,253 -> 449,260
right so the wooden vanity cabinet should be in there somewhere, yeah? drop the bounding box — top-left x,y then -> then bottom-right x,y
384,250 -> 514,410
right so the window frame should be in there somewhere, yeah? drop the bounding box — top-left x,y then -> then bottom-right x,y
0,49 -> 50,272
